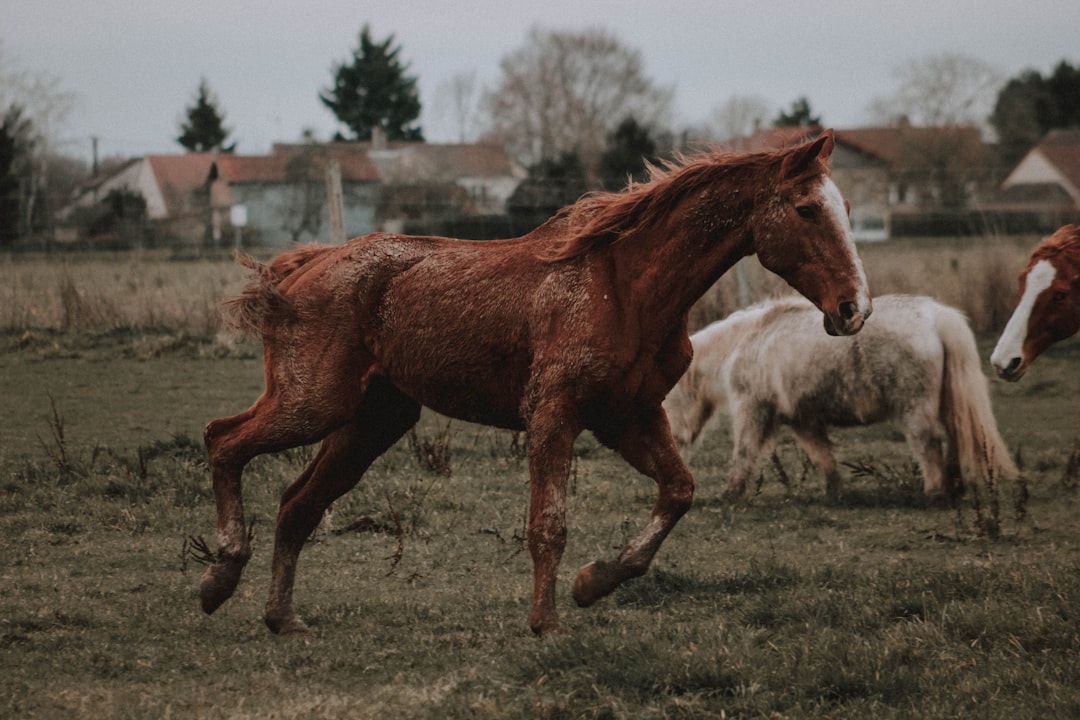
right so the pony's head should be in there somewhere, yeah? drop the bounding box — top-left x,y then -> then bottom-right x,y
991,224 -> 1080,381
751,130 -> 872,336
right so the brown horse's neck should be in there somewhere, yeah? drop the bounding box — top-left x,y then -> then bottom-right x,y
608,197 -> 755,325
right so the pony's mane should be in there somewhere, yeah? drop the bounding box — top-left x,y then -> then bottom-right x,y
541,144 -> 810,262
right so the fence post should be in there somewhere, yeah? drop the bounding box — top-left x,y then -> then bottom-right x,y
325,160 -> 346,245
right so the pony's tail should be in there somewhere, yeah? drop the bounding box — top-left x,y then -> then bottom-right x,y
222,246 -> 326,337
938,306 -> 1018,485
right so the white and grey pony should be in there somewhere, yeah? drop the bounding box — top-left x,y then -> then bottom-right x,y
664,295 -> 1016,497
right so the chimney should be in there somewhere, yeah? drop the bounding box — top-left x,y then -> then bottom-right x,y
371,126 -> 387,151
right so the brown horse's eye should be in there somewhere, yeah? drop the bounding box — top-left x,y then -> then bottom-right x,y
796,205 -> 816,220
1053,290 -> 1068,304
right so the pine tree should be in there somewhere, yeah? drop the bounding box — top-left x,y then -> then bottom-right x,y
320,25 -> 423,142
0,105 -> 31,246
775,97 -> 821,128
598,116 -> 658,190
0,104 -> 23,245
177,79 -> 236,153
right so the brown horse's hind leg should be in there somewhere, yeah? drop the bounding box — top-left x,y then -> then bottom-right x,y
201,404 -> 289,616
263,378 -> 420,636
573,410 -> 694,608
201,367 -> 365,615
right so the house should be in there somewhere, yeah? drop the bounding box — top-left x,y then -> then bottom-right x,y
225,138 -> 526,245
732,122 -> 992,240
208,149 -> 381,248
985,129 -> 1080,230
59,154 -> 217,245
60,139 -> 525,248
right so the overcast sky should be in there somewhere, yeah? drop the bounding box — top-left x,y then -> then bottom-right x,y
4,0 -> 1078,164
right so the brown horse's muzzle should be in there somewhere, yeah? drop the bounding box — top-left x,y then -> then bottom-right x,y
823,299 -> 872,337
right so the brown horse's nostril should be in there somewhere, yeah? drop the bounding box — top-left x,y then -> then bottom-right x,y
839,301 -> 858,321
1005,357 -> 1022,374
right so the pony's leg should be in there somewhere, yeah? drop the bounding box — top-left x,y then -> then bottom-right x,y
524,399 -> 583,637
264,379 -> 420,636
791,424 -> 841,497
903,410 -> 947,495
201,364 -> 364,615
573,410 -> 694,608
724,403 -> 774,497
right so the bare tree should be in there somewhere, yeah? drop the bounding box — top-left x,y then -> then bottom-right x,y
868,53 -> 1003,134
0,42 -> 77,240
275,139 -> 326,244
482,27 -> 672,171
707,95 -> 773,145
433,71 -> 481,143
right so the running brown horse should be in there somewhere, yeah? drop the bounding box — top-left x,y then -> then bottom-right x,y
200,130 -> 872,638
991,224 -> 1080,381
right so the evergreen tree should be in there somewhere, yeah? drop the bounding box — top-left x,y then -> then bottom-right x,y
321,25 -> 423,142
177,79 -> 236,153
774,97 -> 821,128
598,116 -> 658,190
992,61 -> 1080,169
0,105 -> 31,246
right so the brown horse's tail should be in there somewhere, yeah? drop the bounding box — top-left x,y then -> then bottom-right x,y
937,305 -> 1018,486
222,246 -> 327,337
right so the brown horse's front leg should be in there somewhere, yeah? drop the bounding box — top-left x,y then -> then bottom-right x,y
573,411 -> 694,607
525,403 -> 581,637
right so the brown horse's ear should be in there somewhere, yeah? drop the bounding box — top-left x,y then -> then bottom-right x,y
780,129 -> 835,179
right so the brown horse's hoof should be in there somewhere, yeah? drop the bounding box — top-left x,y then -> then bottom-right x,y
572,560 -> 623,607
199,562 -> 244,614
265,612 -> 314,637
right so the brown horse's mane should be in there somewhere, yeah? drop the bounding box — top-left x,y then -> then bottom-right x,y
541,143 -> 812,262
1031,224 -> 1080,271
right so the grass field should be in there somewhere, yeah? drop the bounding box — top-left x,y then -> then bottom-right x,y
2,242 -> 1079,718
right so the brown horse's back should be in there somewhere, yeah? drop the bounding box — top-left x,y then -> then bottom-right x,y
233,233 -> 579,429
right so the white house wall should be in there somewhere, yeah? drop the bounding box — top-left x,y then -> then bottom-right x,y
229,182 -> 378,247
135,161 -> 169,219
1003,152 -> 1063,188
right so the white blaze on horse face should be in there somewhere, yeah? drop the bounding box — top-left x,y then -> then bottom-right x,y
820,177 -> 872,314
991,259 -> 1056,372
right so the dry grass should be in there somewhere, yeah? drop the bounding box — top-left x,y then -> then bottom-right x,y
1,251 -> 249,334
3,234 -> 1041,339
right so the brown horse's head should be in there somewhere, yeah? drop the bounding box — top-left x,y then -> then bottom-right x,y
751,130 -> 872,336
991,224 -> 1080,381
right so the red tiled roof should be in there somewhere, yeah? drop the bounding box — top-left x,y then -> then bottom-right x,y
728,126 -> 820,152
269,141 -> 523,182
214,151 -> 381,184
145,153 -> 216,217
734,124 -> 984,170
1037,129 -> 1080,191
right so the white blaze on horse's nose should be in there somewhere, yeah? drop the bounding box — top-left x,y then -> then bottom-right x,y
991,259 -> 1056,372
818,177 -> 872,328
